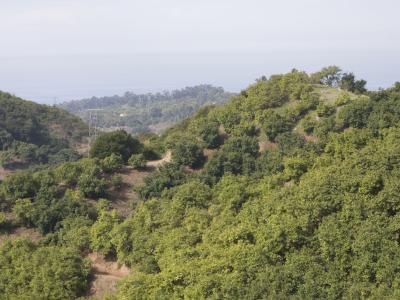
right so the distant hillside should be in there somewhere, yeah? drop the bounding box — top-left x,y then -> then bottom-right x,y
59,85 -> 234,134
0,91 -> 88,169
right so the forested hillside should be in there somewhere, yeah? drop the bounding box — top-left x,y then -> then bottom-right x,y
2,67 -> 400,299
0,91 -> 88,169
59,85 -> 234,134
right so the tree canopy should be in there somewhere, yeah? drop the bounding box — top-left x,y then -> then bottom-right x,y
89,129 -> 143,161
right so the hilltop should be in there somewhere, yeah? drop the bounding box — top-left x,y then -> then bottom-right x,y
2,67 -> 400,299
0,91 -> 88,171
59,85 -> 234,134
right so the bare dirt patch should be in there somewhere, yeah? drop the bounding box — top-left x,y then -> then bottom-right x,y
146,151 -> 172,168
203,148 -> 217,160
75,142 -> 90,156
303,134 -> 319,143
107,167 -> 150,217
259,140 -> 277,152
218,125 -> 229,141
0,159 -> 31,181
0,167 -> 14,181
102,152 -> 173,217
0,227 -> 42,246
87,252 -> 130,299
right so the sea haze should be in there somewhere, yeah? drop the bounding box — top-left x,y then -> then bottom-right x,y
2,50 -> 399,104
1,0 -> 399,104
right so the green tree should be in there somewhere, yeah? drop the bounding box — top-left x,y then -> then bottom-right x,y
340,72 -> 367,94
128,153 -> 147,169
0,239 -> 90,299
138,162 -> 187,199
77,166 -> 107,198
111,174 -> 124,189
339,98 -> 373,128
1,172 -> 38,205
301,115 -> 318,134
101,153 -> 124,173
172,140 -> 205,168
311,66 -> 342,86
262,111 -> 292,141
0,212 -> 7,230
90,210 -> 120,256
52,216 -> 93,252
90,130 -> 143,161
198,122 -> 222,149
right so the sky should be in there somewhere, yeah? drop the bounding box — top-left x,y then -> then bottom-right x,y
1,0 -> 399,104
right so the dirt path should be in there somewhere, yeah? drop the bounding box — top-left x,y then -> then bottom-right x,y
146,150 -> 172,168
87,252 -> 130,298
258,140 -> 277,152
107,167 -> 150,217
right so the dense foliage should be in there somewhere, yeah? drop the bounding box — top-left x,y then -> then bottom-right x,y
89,129 -> 143,161
59,85 -> 234,134
3,68 -> 400,299
0,239 -> 90,299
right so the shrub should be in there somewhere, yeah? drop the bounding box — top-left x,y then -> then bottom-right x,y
55,162 -> 83,185
172,141 -> 205,168
77,166 -> 107,198
257,149 -> 284,176
89,129 -> 143,161
128,153 -> 147,169
275,132 -> 306,155
1,172 -> 39,204
339,98 -> 373,128
13,188 -> 93,234
53,216 -> 93,252
111,174 -> 123,189
198,122 -> 222,149
48,149 -> 81,165
96,198 -> 111,211
204,135 -> 259,180
12,198 -> 35,227
0,212 -> 6,229
316,103 -> 335,117
335,92 -> 351,106
101,153 -> 123,173
301,115 -> 318,134
138,163 -> 188,200
314,115 -> 337,139
142,146 -> 161,160
262,111 -> 292,141
90,210 -> 119,256
0,240 -> 90,299
340,72 -> 367,94
284,157 -> 309,181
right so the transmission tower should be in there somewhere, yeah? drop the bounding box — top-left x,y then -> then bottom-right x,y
87,109 -> 104,156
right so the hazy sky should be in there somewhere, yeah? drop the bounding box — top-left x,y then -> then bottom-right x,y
1,0 -> 399,103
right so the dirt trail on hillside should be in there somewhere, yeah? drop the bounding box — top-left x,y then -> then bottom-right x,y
108,167 -> 150,217
87,252 -> 130,298
146,150 -> 172,168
